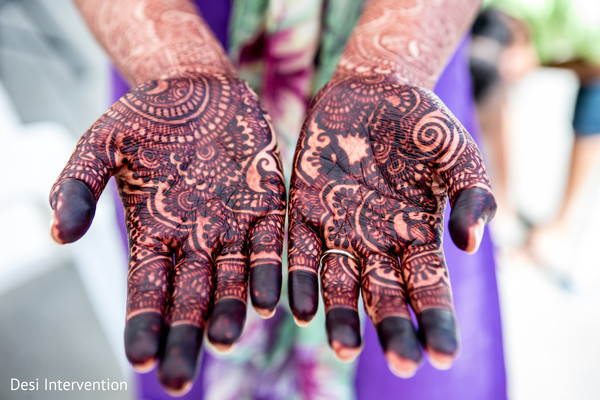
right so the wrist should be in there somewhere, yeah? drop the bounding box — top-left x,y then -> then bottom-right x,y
75,0 -> 237,86
332,59 -> 435,90
333,0 -> 480,90
124,45 -> 237,86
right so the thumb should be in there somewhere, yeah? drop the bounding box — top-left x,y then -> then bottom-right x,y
49,115 -> 121,243
431,110 -> 496,253
448,187 -> 496,254
50,179 -> 97,244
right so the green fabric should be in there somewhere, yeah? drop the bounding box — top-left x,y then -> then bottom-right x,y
314,0 -> 364,91
486,0 -> 600,64
227,0 -> 270,91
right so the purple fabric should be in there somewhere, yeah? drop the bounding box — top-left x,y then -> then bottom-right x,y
355,38 -> 507,400
112,1 -> 506,398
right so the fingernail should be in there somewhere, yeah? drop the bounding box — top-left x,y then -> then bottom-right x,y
50,213 -> 65,245
331,340 -> 361,362
385,351 -> 419,378
417,309 -> 459,368
466,218 -> 485,254
254,307 -> 276,319
131,359 -> 157,373
163,381 -> 193,397
427,347 -> 455,370
209,342 -> 235,354
326,308 -> 362,361
293,316 -> 312,327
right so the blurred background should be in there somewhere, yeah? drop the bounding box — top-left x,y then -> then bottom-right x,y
0,0 -> 599,399
0,0 -> 130,399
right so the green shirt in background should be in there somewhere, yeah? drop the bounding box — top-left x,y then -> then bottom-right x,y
485,0 -> 600,65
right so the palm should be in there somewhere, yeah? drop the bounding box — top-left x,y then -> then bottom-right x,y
50,73 -> 285,393
288,74 -> 495,375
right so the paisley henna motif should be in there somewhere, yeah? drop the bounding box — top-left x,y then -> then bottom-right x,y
288,74 -> 496,373
287,0 -> 491,376
50,73 -> 285,393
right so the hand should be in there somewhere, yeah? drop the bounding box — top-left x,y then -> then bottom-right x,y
50,73 -> 286,394
287,73 -> 496,377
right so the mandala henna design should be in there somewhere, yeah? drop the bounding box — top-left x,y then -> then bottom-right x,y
51,73 -> 285,387
288,73 -> 496,371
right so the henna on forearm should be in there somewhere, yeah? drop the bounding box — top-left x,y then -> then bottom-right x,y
335,0 -> 481,89
73,0 -> 235,85
52,1 -> 289,394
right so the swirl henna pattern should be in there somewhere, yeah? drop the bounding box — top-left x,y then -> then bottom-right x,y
288,74 -> 496,376
336,0 -> 480,89
50,73 -> 285,394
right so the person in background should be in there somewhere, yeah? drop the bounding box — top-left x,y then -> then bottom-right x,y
470,1 -> 600,278
51,0 -> 504,399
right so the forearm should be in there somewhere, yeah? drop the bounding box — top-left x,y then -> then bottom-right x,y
336,0 -> 480,89
74,0 -> 235,86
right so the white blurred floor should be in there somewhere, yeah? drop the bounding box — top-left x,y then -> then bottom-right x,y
496,68 -> 600,400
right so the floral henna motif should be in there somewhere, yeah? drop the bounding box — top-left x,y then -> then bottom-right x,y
288,73 -> 496,372
50,73 -> 285,391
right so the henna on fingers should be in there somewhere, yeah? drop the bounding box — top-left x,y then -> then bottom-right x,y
321,251 -> 362,361
50,74 -> 285,394
52,0 -> 287,394
288,77 -> 495,374
287,0 -> 493,375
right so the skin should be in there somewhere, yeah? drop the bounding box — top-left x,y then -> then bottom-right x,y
51,0 -> 495,393
51,0 -> 285,395
288,0 -> 496,376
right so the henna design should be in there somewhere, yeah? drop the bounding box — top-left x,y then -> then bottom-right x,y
335,0 -> 480,89
51,73 -> 285,392
287,0 -> 491,374
288,74 -> 495,372
74,0 -> 235,85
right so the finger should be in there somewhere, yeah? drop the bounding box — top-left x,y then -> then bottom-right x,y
157,254 -> 212,395
416,308 -> 458,370
431,114 -> 497,254
247,214 -> 285,318
49,115 -> 120,243
449,187 -> 497,254
124,245 -> 172,371
402,244 -> 458,369
157,325 -> 201,397
206,244 -> 248,351
361,253 -> 422,377
49,179 -> 96,244
321,252 -> 361,361
287,219 -> 322,325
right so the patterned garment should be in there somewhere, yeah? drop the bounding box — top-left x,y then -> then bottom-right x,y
200,2 -> 362,399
